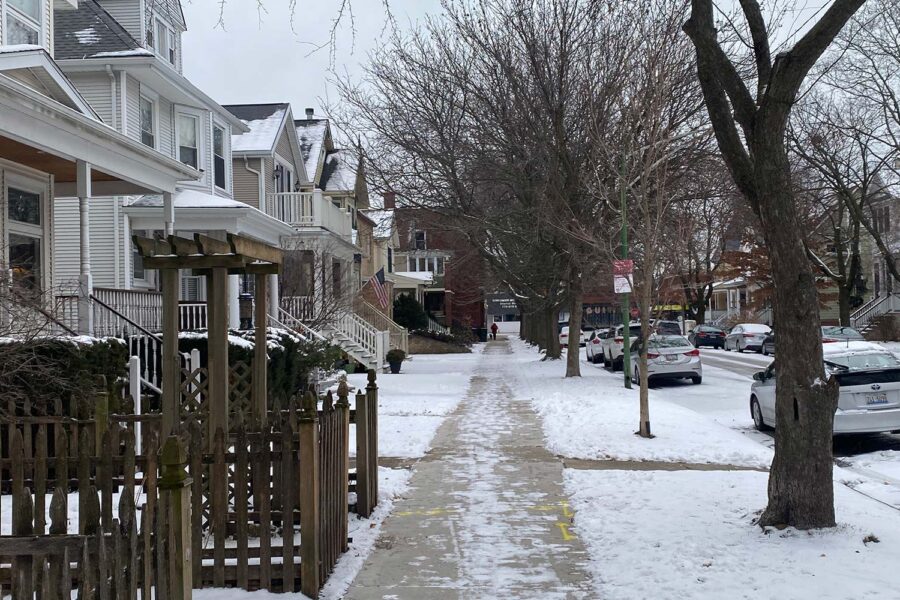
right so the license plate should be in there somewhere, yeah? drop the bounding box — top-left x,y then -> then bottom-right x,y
665,354 -> 679,362
866,393 -> 888,405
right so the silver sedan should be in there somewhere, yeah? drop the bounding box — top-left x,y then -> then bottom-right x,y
630,335 -> 703,385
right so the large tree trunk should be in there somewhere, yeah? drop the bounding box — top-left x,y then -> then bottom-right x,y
838,285 -> 852,327
566,282 -> 583,377
543,306 -> 562,360
755,143 -> 838,529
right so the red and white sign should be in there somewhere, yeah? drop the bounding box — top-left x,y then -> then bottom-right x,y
613,260 -> 633,294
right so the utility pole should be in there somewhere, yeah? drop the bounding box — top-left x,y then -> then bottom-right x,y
620,155 -> 632,389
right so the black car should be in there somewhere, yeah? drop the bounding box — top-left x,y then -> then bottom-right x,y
763,326 -> 865,356
654,320 -> 683,335
761,332 -> 775,355
688,325 -> 726,348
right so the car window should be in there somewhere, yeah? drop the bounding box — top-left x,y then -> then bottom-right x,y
649,336 -> 691,348
765,363 -> 776,379
629,326 -> 642,337
825,352 -> 900,371
656,322 -> 682,335
743,324 -> 771,333
732,326 -> 742,334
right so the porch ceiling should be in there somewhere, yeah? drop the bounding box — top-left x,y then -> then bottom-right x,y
1,134 -> 117,183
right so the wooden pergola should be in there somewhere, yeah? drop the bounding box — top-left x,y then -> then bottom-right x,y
133,233 -> 283,439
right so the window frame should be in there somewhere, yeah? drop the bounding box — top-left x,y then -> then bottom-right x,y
414,230 -> 427,251
213,122 -> 228,192
175,110 -> 201,171
153,18 -> 177,66
2,164 -> 50,295
3,0 -> 43,47
139,92 -> 158,150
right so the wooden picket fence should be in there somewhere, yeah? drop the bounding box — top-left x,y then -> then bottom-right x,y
0,371 -> 379,599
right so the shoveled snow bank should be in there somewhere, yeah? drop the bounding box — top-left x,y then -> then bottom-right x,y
507,339 -> 773,468
566,469 -> 900,600
345,351 -> 480,458
193,467 -> 411,600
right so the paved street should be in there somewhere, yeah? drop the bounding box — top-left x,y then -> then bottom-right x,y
346,339 -> 594,599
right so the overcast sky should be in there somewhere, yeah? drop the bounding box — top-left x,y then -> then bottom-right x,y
181,0 -> 441,119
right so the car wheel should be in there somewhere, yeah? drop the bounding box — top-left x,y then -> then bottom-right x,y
693,340 -> 700,348
632,367 -> 639,384
691,375 -> 702,385
613,357 -> 622,372
751,397 -> 770,431
762,346 -> 769,356
724,341 -> 731,351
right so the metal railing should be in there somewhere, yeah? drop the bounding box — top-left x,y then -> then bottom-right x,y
271,308 -> 329,343
266,190 -> 353,239
851,293 -> 898,331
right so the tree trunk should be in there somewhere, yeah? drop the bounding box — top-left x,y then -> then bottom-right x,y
544,306 -> 562,360
566,285 -> 583,377
838,285 -> 851,327
638,277 -> 653,437
755,143 -> 838,529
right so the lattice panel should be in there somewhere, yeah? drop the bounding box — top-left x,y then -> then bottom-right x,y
180,367 -> 209,431
229,361 -> 252,431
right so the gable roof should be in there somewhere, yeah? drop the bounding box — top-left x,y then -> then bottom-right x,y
320,149 -> 358,193
295,118 -> 329,183
226,103 -> 289,154
54,0 -> 145,60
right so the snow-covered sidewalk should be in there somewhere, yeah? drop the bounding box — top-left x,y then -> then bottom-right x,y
505,339 -> 900,599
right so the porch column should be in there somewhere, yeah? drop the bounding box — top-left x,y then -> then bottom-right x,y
76,160 -> 93,335
207,267 -> 230,444
163,191 -> 175,236
228,274 -> 240,329
252,273 -> 269,426
268,273 -> 279,316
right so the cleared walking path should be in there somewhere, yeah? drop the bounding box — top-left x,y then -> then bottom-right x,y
345,338 -> 595,599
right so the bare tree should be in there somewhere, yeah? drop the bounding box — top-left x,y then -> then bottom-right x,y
684,0 -> 867,529
279,237 -> 356,330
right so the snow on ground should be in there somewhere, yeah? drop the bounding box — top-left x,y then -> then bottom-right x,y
345,349 -> 482,458
567,468 -> 900,600
507,339 -> 773,468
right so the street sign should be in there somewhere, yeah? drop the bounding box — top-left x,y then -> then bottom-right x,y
613,259 -> 633,294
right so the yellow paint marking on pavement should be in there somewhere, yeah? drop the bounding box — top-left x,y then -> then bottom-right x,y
556,522 -> 576,541
394,508 -> 458,517
561,501 -> 574,519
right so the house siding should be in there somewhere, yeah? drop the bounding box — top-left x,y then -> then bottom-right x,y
275,129 -> 294,168
233,157 -> 261,210
53,197 -> 122,292
124,74 -> 141,143
65,72 -> 114,126
96,0 -> 143,42
264,157 -> 274,197
158,96 -> 174,157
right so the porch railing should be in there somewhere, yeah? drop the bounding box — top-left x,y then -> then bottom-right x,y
427,316 -> 451,336
281,295 -> 317,322
354,298 -> 408,354
851,293 -> 899,331
91,287 -> 208,334
266,190 -> 353,240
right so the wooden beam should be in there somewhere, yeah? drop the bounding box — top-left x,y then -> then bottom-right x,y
252,273 -> 268,427
143,255 -> 247,270
206,267 -> 230,446
195,233 -> 232,256
161,269 -> 180,438
167,235 -> 201,256
242,263 -> 282,275
228,233 -> 283,265
132,235 -> 173,258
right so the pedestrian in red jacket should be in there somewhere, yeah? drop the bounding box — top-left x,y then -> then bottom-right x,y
490,322 -> 499,340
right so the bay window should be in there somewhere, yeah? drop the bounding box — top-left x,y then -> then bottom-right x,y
4,0 -> 42,46
177,113 -> 199,168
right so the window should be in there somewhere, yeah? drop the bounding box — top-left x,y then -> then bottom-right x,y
154,19 -> 176,65
5,184 -> 44,296
177,114 -> 199,168
414,230 -> 427,250
213,126 -> 226,190
275,162 -> 293,193
140,96 -> 155,148
332,260 -> 342,298
435,256 -> 445,275
387,247 -> 393,273
5,0 -> 41,46
132,241 -> 145,281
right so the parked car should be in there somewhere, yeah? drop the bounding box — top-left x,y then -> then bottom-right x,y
559,326 -> 585,348
821,326 -> 865,343
654,320 -> 683,335
762,325 -> 865,356
586,329 -> 607,363
601,322 -> 643,370
688,325 -> 726,349
629,335 -> 702,385
724,323 -> 772,352
581,325 -> 596,346
750,341 -> 900,434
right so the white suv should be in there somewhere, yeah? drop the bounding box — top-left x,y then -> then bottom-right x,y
601,322 -> 643,370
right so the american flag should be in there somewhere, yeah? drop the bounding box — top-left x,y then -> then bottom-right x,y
368,267 -> 389,309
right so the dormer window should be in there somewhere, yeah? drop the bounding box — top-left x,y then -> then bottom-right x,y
153,18 -> 176,66
4,0 -> 42,46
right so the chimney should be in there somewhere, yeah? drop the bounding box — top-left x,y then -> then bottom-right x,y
305,107 -> 315,120
383,192 -> 396,209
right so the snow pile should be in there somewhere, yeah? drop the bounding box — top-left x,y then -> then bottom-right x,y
566,469 -> 900,599
507,339 -> 774,468
345,351 -> 480,458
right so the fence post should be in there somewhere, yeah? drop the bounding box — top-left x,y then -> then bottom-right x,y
95,376 -> 109,452
336,379 -> 351,552
158,435 -> 193,600
355,389 -> 370,518
129,356 -> 143,455
366,369 -> 379,508
298,391 -> 321,598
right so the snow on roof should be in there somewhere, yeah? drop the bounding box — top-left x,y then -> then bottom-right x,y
90,49 -> 153,58
74,27 -> 100,44
738,323 -> 770,333
712,277 -> 746,288
320,149 -> 357,192
395,271 -> 434,283
295,119 -> 327,182
127,188 -> 252,209
364,209 -> 395,239
230,105 -> 287,154
0,45 -> 44,54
